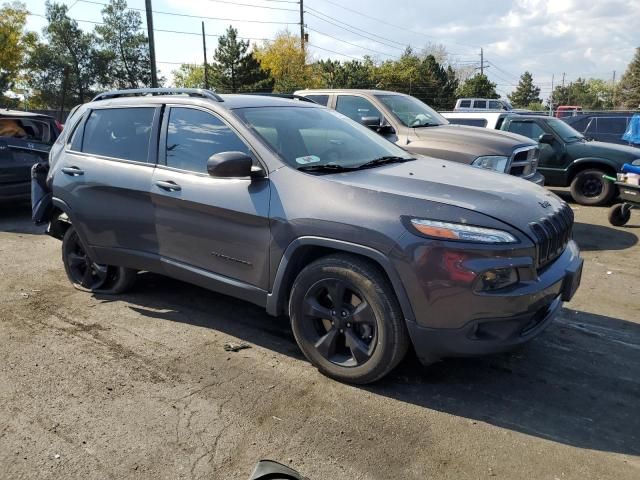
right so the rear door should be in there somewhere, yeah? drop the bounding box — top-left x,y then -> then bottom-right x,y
0,116 -> 52,198
55,106 -> 160,264
151,105 -> 271,289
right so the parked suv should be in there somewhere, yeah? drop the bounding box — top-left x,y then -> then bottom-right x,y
0,110 -> 61,202
564,113 -> 636,146
500,115 -> 640,205
295,89 -> 544,185
454,98 -> 513,111
33,88 -> 583,384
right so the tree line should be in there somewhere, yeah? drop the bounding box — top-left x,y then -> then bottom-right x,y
1,0 -> 639,112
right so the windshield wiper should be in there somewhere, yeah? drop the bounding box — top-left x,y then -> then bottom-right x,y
413,122 -> 440,128
355,156 -> 415,170
297,163 -> 354,173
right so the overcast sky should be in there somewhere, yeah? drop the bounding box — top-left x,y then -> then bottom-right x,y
22,0 -> 640,100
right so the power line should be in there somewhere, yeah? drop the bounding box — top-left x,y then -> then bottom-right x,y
77,0 -> 298,24
305,6 -> 406,49
306,26 -> 398,58
204,0 -> 298,11
314,0 -> 480,49
307,43 -> 361,60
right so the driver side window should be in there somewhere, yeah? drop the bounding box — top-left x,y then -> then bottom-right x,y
508,121 -> 545,141
335,95 -> 382,124
165,107 -> 251,174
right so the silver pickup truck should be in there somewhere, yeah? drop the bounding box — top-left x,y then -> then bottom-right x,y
296,89 -> 544,185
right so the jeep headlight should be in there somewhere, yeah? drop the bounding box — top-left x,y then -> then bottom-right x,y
472,155 -> 509,173
410,219 -> 517,243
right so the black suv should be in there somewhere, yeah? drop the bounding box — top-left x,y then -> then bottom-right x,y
33,88 -> 583,384
1,110 -> 61,202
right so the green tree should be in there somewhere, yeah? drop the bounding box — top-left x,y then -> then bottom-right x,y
551,78 -> 614,110
254,31 -> 321,92
508,71 -> 541,107
0,2 -> 36,98
95,0 -> 152,89
618,47 -> 640,109
316,58 -> 375,89
26,1 -> 99,107
456,74 -> 499,99
172,64 -> 205,88
212,26 -> 272,93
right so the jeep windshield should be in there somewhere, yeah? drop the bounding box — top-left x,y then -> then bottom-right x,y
375,94 -> 448,128
546,117 -> 585,143
234,106 -> 414,172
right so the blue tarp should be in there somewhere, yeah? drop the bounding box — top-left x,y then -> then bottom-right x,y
622,113 -> 640,144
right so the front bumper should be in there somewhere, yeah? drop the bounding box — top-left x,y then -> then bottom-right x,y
396,239 -> 582,364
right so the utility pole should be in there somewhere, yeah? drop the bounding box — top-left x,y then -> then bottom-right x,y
299,0 -> 305,53
59,66 -> 70,122
612,70 -> 617,108
145,0 -> 158,88
561,72 -> 565,88
202,21 -> 209,90
480,48 -> 484,75
550,73 -> 554,116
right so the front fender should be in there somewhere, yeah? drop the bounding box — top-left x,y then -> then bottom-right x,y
266,236 -> 415,323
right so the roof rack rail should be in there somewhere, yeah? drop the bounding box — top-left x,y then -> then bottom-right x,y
241,93 -> 317,103
92,88 -> 223,102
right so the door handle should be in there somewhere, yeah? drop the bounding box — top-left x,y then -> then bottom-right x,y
61,166 -> 84,176
155,180 -> 181,192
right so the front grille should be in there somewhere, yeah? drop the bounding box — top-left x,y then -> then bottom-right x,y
508,146 -> 539,178
529,203 -> 574,268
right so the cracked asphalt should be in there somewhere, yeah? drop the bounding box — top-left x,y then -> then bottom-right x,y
1,195 -> 639,479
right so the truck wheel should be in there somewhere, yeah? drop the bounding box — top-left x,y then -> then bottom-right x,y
62,226 -> 136,294
608,204 -> 631,226
289,254 -> 409,384
570,169 -> 616,206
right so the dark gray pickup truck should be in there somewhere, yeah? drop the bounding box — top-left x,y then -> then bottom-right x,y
295,89 -> 544,185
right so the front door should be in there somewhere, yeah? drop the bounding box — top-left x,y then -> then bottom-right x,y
151,105 -> 271,289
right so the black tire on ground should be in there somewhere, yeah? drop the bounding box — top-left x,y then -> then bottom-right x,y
289,253 -> 409,384
608,203 -> 631,227
62,226 -> 136,294
570,168 -> 616,206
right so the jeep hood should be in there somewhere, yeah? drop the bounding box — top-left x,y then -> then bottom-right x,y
409,124 -> 535,157
332,157 -> 562,235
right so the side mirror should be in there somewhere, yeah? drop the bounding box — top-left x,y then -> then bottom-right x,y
539,133 -> 554,145
360,116 -> 381,129
207,151 -> 254,178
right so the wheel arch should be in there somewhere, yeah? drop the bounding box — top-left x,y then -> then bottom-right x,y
567,158 -> 619,183
266,237 -> 415,323
48,197 -> 94,256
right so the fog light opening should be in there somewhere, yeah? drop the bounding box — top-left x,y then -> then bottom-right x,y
476,268 -> 518,291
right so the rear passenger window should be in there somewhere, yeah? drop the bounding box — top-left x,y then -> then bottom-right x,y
165,107 -> 250,174
459,100 -> 471,108
306,95 -> 329,106
473,100 -> 487,109
82,108 -> 154,162
489,100 -> 503,110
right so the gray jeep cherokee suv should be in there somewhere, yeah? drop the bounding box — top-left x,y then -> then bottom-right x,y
32,88 -> 583,384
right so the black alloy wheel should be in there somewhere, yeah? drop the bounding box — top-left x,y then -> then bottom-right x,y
300,278 -> 377,367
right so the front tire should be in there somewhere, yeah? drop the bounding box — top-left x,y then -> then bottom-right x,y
570,169 -> 616,206
289,254 -> 409,384
62,226 -> 136,294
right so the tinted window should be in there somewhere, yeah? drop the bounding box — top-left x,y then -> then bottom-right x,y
165,107 -> 250,173
507,121 -> 545,140
82,108 -> 154,162
335,95 -> 382,123
376,94 -> 447,127
459,100 -> 471,108
597,117 -> 628,134
306,94 -> 329,106
447,118 -> 487,127
473,100 -> 487,109
0,117 -> 52,143
489,100 -> 503,110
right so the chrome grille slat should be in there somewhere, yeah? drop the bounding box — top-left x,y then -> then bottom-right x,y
507,145 -> 539,179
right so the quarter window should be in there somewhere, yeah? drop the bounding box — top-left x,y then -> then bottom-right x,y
165,107 -> 250,174
81,108 -> 155,162
306,94 -> 329,106
335,95 -> 382,123
489,100 -> 503,110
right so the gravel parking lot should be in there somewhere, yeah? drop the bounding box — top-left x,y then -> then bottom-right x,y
1,194 -> 639,480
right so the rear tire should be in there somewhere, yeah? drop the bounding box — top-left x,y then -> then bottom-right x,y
570,168 -> 616,206
289,254 -> 409,384
62,226 -> 136,294
608,203 -> 631,226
